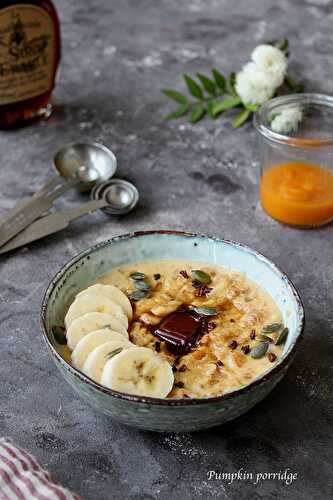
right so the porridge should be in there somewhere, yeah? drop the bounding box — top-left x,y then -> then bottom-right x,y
97,260 -> 286,398
57,259 -> 288,399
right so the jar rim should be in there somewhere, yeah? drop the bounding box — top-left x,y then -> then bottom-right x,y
254,93 -> 333,147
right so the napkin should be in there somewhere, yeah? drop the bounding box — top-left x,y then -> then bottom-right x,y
0,438 -> 81,500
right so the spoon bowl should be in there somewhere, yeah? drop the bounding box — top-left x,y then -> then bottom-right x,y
54,142 -> 117,191
75,165 -> 99,184
91,179 -> 139,215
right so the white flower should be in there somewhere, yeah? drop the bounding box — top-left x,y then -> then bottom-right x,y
251,44 -> 287,87
235,62 -> 276,105
270,106 -> 303,133
235,44 -> 288,105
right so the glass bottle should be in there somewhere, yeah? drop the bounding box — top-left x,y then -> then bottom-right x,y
0,0 -> 60,128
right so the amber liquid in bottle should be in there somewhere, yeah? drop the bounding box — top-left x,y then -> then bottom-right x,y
0,0 -> 60,128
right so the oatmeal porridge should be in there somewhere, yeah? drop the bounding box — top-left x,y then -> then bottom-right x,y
93,259 -> 287,398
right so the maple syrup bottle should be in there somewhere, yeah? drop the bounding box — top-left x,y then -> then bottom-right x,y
0,0 -> 60,128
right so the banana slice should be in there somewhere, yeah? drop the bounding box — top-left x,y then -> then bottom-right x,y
72,329 -> 131,370
101,346 -> 174,398
82,340 -> 132,383
77,284 -> 132,320
66,312 -> 128,351
65,292 -> 128,329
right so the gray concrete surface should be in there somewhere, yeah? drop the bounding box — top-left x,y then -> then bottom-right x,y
0,0 -> 332,499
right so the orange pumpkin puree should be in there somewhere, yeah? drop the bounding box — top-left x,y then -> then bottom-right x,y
260,161 -> 333,226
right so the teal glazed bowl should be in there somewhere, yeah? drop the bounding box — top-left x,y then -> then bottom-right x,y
41,231 -> 304,432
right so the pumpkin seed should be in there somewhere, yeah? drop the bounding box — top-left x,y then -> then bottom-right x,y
100,324 -> 111,330
128,289 -> 148,301
134,280 -> 151,291
262,323 -> 283,334
52,325 -> 67,345
130,272 -> 146,281
250,341 -> 269,358
191,269 -> 211,285
105,347 -> 123,360
275,327 -> 289,345
258,334 -> 274,343
191,306 -> 217,316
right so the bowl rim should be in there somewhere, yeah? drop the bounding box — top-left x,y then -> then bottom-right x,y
40,230 -> 305,407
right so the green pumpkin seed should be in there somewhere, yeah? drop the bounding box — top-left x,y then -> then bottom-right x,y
275,327 -> 289,345
250,341 -> 269,359
100,324 -> 111,330
52,325 -> 67,345
258,334 -> 274,343
191,269 -> 212,285
134,280 -> 151,291
262,323 -> 283,334
105,347 -> 123,360
130,272 -> 146,281
191,306 -> 217,316
128,290 -> 148,301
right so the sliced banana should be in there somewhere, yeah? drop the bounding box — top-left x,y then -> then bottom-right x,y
65,292 -> 128,329
72,329 -> 131,370
77,284 -> 132,320
82,340 -> 132,383
101,346 -> 174,398
66,312 -> 128,351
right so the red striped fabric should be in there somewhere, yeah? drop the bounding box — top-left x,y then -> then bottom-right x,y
0,438 -> 82,500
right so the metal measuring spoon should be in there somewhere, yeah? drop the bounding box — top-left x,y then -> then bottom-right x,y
0,179 -> 139,254
54,142 -> 117,191
91,179 -> 139,214
0,142 -> 117,249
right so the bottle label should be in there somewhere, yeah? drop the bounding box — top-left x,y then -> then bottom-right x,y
0,5 -> 55,105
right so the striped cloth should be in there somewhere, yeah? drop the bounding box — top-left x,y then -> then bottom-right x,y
0,438 -> 81,500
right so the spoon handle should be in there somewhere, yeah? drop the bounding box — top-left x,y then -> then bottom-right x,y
62,198 -> 108,222
0,199 -> 108,254
0,176 -> 79,249
31,175 -> 79,203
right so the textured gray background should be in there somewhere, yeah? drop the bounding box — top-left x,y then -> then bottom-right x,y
0,0 -> 332,499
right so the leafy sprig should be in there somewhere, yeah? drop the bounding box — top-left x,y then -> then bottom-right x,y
162,39 -> 304,128
162,68 -> 247,126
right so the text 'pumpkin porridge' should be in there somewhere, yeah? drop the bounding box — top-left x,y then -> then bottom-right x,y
57,260 -> 289,399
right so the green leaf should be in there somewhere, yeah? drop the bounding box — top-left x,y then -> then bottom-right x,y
211,95 -> 242,116
189,104 -> 206,123
164,102 -> 189,120
285,75 -> 304,93
285,75 -> 298,89
244,102 -> 259,112
183,74 -> 204,99
197,73 -> 216,95
231,109 -> 251,128
294,83 -> 305,93
212,68 -> 226,92
162,88 -> 188,104
274,38 -> 289,54
207,99 -> 217,119
227,72 -> 237,95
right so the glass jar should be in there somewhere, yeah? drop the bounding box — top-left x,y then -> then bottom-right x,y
0,0 -> 61,128
254,93 -> 333,228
